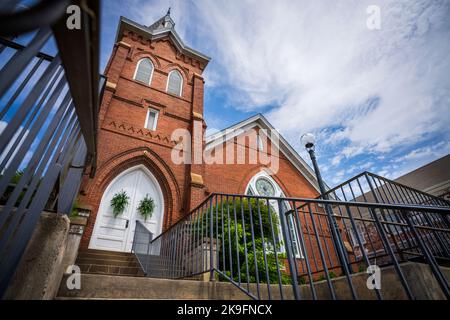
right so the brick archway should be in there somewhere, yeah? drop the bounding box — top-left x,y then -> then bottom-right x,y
79,147 -> 182,250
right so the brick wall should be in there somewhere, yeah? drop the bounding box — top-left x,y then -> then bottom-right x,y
79,24 -> 322,251
79,27 -> 207,249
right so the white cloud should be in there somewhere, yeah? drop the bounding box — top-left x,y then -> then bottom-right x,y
392,141 -> 450,163
116,0 -> 450,181
191,0 -> 450,156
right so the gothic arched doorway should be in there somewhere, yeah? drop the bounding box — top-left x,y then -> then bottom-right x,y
89,165 -> 164,252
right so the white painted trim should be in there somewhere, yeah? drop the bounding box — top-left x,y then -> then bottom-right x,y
257,134 -> 264,151
205,114 -> 320,193
244,170 -> 303,258
166,69 -> 183,96
116,17 -> 211,63
144,108 -> 159,131
133,58 -> 154,85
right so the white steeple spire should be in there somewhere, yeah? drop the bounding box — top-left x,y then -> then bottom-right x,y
148,8 -> 175,32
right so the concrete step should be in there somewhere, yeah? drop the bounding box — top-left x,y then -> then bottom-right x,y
78,252 -> 137,262
76,249 -> 144,276
56,262 -> 450,300
78,263 -> 145,277
56,274 -> 251,300
77,249 -> 136,259
77,257 -> 141,268
80,249 -> 132,256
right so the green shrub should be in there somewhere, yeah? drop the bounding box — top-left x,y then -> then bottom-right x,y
297,276 -> 306,285
195,197 -> 292,285
315,271 -> 338,282
358,264 -> 366,273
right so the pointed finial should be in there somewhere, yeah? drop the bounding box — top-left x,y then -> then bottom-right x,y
166,7 -> 171,16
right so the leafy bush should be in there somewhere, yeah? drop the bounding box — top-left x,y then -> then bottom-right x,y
297,276 -> 306,285
110,190 -> 129,218
70,198 -> 80,217
11,170 -> 24,184
196,197 -> 292,284
316,271 -> 338,282
358,264 -> 366,273
0,170 -> 27,206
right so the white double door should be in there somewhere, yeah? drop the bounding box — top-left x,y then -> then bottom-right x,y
89,165 -> 164,252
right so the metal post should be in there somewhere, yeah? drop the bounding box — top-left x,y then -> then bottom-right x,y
209,196 -> 215,281
307,148 -> 352,273
278,199 -> 301,300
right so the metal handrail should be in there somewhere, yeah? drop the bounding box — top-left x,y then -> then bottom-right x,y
324,171 -> 450,206
0,1 -> 101,297
151,192 -> 450,245
135,172 -> 450,300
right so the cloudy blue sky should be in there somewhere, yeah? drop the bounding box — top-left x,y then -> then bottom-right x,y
100,0 -> 450,186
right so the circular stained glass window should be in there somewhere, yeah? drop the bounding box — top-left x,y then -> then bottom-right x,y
255,177 -> 276,197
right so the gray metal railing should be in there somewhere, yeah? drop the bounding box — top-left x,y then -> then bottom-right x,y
131,173 -> 450,300
0,0 -> 101,296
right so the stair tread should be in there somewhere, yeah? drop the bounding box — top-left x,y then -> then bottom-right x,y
75,250 -> 145,276
78,249 -> 135,257
76,258 -> 141,267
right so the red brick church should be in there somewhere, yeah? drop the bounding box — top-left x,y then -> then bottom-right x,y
78,11 -> 320,252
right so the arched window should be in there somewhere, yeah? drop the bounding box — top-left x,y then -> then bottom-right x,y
166,70 -> 183,96
134,58 -> 153,85
245,171 -> 303,258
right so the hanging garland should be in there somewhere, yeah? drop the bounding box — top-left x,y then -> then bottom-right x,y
137,195 -> 155,221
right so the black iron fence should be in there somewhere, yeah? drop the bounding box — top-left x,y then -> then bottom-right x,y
132,176 -> 450,300
0,1 -> 101,296
322,172 -> 450,264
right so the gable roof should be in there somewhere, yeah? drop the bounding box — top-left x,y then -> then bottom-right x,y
115,13 -> 211,66
394,154 -> 450,197
206,114 -> 321,192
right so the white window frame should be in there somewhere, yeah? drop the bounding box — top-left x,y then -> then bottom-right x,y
257,135 -> 264,151
245,171 -> 303,259
144,108 -> 159,131
166,70 -> 183,96
133,58 -> 154,85
350,222 -> 367,247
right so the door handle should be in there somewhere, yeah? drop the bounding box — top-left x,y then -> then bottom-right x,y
125,220 -> 129,228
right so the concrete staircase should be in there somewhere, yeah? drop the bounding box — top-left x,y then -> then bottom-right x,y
134,253 -> 178,278
75,249 -> 145,277
58,256 -> 450,300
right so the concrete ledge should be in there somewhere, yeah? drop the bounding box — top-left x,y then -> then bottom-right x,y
69,216 -> 88,226
56,262 -> 450,300
4,212 -> 70,300
192,111 -> 203,120
105,81 -> 117,92
116,41 -> 131,49
190,173 -> 204,186
57,274 -> 250,300
74,204 -> 93,212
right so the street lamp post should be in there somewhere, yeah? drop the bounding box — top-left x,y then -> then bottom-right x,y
300,133 -> 329,199
300,133 -> 353,276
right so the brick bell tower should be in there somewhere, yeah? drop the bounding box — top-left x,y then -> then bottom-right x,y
78,10 -> 210,250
